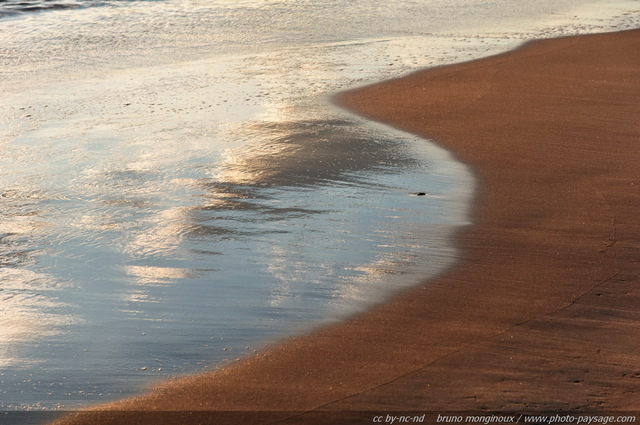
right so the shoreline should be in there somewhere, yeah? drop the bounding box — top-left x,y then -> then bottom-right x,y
55,29 -> 640,424
333,27 -> 640,411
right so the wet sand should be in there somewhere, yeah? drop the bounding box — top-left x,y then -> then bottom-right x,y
55,29 -> 640,424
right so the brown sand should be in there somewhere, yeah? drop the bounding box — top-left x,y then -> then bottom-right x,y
56,29 -> 640,424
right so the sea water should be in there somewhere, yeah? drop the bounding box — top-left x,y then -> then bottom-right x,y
0,0 -> 637,412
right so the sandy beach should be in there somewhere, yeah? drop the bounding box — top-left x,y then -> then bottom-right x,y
54,28 -> 640,424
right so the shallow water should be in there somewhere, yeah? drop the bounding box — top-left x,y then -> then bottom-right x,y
0,0 -> 638,411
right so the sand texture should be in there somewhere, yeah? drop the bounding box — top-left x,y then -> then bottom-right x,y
55,29 -> 640,424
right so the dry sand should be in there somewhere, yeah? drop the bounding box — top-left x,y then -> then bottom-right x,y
55,29 -> 640,424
